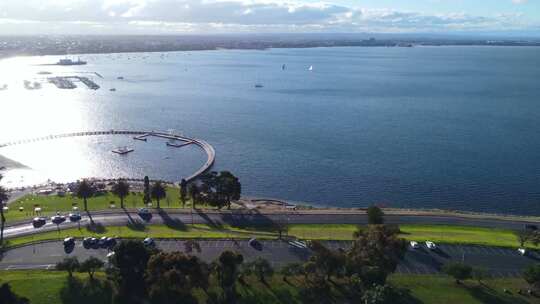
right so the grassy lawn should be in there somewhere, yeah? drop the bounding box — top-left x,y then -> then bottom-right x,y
399,225 -> 532,248
4,224 -> 280,247
4,187 -> 214,223
2,271 -> 539,304
390,274 -> 540,304
288,224 -> 534,249
4,223 -> 534,249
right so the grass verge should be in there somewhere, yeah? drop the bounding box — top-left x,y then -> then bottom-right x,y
1,271 -> 539,304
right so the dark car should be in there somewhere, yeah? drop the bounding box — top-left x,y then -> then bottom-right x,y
106,237 -> 117,248
138,208 -> 152,221
51,214 -> 66,225
69,212 -> 82,222
83,237 -> 98,249
98,237 -> 109,248
248,238 -> 263,251
63,237 -> 75,247
32,217 -> 47,228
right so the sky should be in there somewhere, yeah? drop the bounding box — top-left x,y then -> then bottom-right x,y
0,0 -> 539,35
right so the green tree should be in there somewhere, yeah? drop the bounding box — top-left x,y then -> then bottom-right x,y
75,179 -> 95,211
347,225 -> 407,286
215,251 -> 244,302
516,229 -> 532,247
243,258 -> 274,284
56,257 -> 80,277
111,179 -> 130,209
0,174 -> 9,246
150,181 -> 166,209
146,252 -> 209,303
188,184 -> 200,209
217,171 -> 241,209
523,264 -> 540,290
280,262 -> 304,283
179,179 -> 187,208
361,284 -> 404,304
0,283 -> 29,304
442,262 -> 472,284
143,176 -> 151,206
79,256 -> 104,280
308,241 -> 346,281
367,205 -> 384,225
108,240 -> 153,303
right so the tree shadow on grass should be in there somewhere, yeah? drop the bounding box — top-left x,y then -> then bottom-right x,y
60,277 -> 113,304
157,208 -> 187,231
86,222 -> 107,233
195,209 -> 224,230
464,284 -> 529,304
126,220 -> 147,232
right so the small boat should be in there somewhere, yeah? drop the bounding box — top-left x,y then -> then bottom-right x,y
56,58 -> 87,66
254,84 -> 264,88
308,65 -> 313,71
112,146 -> 134,155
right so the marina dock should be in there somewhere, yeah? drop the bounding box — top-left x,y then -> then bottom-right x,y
47,76 -> 100,90
166,141 -> 193,148
48,77 -> 76,89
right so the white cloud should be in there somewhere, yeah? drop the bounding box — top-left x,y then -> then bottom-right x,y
0,0 -> 537,34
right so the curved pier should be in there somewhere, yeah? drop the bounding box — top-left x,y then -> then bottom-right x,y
0,130 -> 215,184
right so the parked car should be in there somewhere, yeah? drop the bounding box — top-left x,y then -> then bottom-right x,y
425,241 -> 437,250
410,241 -> 419,249
143,237 -> 155,247
138,208 -> 150,215
83,237 -> 98,249
69,212 -> 82,222
106,237 -> 117,248
248,238 -> 262,251
32,217 -> 47,228
98,237 -> 109,248
51,213 -> 66,225
63,237 -> 75,247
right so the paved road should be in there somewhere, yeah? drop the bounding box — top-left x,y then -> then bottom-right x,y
1,240 -> 537,277
4,209 -> 539,239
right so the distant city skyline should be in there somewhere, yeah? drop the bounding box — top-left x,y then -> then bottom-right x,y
0,0 -> 539,36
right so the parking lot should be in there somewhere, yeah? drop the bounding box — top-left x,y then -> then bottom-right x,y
1,239 -> 537,277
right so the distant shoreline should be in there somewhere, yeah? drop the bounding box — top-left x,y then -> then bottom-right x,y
1,35 -> 540,60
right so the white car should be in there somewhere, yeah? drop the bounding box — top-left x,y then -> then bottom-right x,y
425,241 -> 437,250
143,237 -> 155,247
518,248 -> 527,256
410,241 -> 419,249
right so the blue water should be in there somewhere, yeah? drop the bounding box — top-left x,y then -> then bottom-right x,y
1,46 -> 540,215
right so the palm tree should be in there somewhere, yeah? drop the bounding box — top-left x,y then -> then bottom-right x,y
75,179 -> 95,211
112,179 -> 130,209
150,181 -> 166,209
188,183 -> 200,209
0,175 -> 9,246
179,179 -> 187,208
